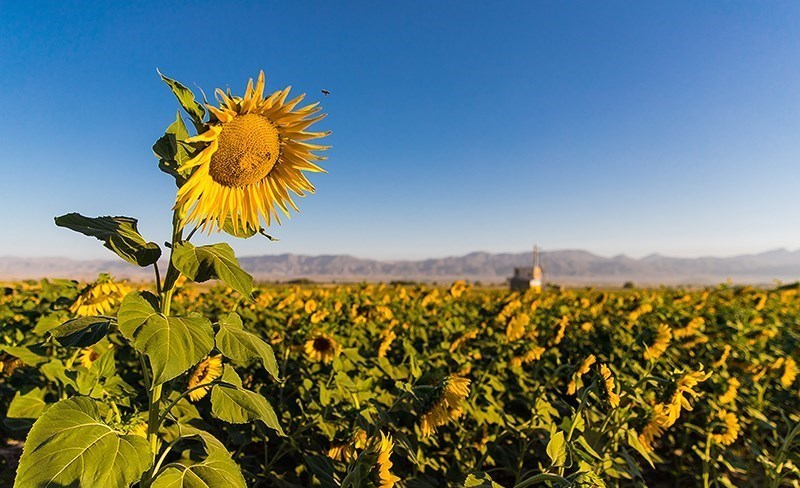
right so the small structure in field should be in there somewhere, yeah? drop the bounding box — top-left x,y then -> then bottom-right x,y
509,245 -> 544,292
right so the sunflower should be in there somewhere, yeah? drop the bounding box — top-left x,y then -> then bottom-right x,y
643,324 -> 671,360
638,403 -> 668,452
718,377 -> 740,404
599,364 -> 620,408
70,277 -> 130,317
506,312 -> 529,342
175,71 -> 330,234
77,348 -> 101,369
567,354 -> 596,395
662,368 -> 711,427
710,410 -> 740,446
420,376 -> 471,437
371,433 -> 401,487
187,355 -> 223,401
304,332 -> 341,363
378,328 -> 396,358
449,280 -> 469,298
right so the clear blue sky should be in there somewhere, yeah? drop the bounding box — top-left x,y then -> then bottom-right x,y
1,1 -> 799,260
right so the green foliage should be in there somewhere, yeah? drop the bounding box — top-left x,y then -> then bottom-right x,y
14,397 -> 152,487
172,242 -> 253,298
54,213 -> 161,267
50,316 -> 112,347
118,291 -> 214,386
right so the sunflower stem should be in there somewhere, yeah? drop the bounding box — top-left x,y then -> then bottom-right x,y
143,209 -> 184,487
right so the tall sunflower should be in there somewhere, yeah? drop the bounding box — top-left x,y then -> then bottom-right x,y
175,71 -> 330,234
419,375 -> 471,437
187,355 -> 223,401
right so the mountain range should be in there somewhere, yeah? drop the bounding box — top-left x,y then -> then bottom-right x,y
2,249 -> 800,285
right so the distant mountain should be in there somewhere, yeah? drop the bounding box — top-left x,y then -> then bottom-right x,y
2,249 -> 800,285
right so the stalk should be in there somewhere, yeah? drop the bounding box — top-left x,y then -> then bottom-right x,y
143,209 -> 184,487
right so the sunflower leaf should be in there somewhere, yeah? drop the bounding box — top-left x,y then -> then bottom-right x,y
172,242 -> 253,298
151,425 -> 245,488
215,312 -> 279,380
158,69 -> 206,128
118,291 -> 214,386
14,397 -> 152,488
50,316 -> 112,347
4,387 -> 48,430
153,110 -> 191,186
54,213 -> 162,267
210,365 -> 284,435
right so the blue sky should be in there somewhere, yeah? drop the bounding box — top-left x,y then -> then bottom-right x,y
1,1 -> 799,260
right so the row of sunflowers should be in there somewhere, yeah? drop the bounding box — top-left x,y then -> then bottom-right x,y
1,277 -> 799,487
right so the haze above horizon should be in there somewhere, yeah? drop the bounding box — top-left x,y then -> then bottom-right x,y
1,1 -> 799,261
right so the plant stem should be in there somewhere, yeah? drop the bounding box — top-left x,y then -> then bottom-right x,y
513,473 -> 570,488
143,209 -> 184,487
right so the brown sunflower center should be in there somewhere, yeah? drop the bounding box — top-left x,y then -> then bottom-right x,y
313,337 -> 333,352
209,113 -> 281,187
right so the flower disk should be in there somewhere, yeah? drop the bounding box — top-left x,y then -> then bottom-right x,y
176,71 -> 330,234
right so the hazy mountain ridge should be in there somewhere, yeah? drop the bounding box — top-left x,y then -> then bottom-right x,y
2,249 -> 800,285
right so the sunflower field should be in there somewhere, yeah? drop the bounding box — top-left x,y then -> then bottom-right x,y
2,278 -> 799,487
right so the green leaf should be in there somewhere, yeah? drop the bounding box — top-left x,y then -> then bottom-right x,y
151,426 -> 245,488
546,430 -> 567,467
14,397 -> 151,488
172,242 -> 253,298
153,111 -> 191,186
464,472 -> 505,487
158,70 -> 206,127
215,312 -> 279,379
118,291 -> 214,385
55,213 -> 161,267
0,344 -> 48,366
210,365 -> 284,435
4,387 -> 47,430
50,316 -> 112,347
575,435 -> 602,460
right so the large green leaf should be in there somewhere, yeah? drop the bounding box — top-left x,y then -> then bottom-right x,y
50,316 -> 112,347
215,313 -> 278,380
55,213 -> 161,267
4,387 -> 47,430
546,430 -> 567,467
151,426 -> 245,488
0,345 -> 48,366
153,111 -> 191,186
172,242 -> 253,298
14,397 -> 151,488
210,365 -> 283,434
118,291 -> 214,385
158,70 -> 206,128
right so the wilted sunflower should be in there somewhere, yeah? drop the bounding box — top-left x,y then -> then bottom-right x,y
710,410 -> 740,446
187,355 -> 223,401
304,332 -> 341,363
420,376 -> 471,437
175,71 -> 330,234
70,277 -> 130,317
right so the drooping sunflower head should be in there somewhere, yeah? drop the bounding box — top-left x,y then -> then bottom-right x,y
599,364 -> 620,408
70,275 -> 130,317
419,375 -> 471,437
187,355 -> 223,401
175,71 -> 330,235
304,332 -> 341,363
